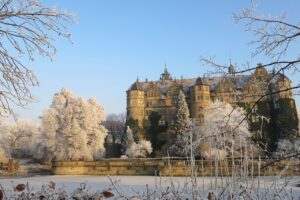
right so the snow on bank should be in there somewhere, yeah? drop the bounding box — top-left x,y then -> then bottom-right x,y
1,175 -> 166,193
0,176 -> 300,199
1,175 -> 300,194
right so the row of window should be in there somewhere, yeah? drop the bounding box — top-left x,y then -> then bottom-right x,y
128,91 -> 144,96
197,85 -> 209,91
197,95 -> 210,101
147,100 -> 165,106
147,91 -> 159,97
129,99 -> 144,105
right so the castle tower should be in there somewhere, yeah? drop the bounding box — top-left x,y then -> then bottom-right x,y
189,77 -> 211,125
126,78 -> 145,127
160,65 -> 172,81
228,64 -> 236,76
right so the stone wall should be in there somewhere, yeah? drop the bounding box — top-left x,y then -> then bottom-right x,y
52,158 -> 300,176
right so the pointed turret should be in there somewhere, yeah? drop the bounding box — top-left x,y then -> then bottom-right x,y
228,64 -> 236,75
160,65 -> 172,80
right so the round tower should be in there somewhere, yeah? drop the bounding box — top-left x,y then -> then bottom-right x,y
126,79 -> 145,127
189,77 -> 211,125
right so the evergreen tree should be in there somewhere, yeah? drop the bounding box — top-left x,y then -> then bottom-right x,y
174,90 -> 192,135
170,90 -> 192,157
121,126 -> 134,154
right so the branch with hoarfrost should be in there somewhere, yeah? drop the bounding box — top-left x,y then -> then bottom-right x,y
201,3 -> 300,84
0,176 -> 297,200
233,4 -> 300,60
201,56 -> 300,77
0,0 -> 74,116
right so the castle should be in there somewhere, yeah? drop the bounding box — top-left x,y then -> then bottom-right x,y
126,65 -> 293,127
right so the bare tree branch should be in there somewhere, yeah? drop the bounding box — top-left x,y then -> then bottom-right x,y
0,0 -> 74,116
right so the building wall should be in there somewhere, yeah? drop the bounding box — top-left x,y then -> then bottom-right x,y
126,67 -> 293,127
127,90 -> 145,127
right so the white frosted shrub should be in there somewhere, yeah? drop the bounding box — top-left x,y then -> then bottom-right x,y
197,101 -> 253,158
274,139 -> 300,158
126,140 -> 153,158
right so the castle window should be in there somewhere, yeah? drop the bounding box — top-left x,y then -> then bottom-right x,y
198,114 -> 204,123
159,120 -> 165,126
171,120 -> 174,126
290,101 -> 294,108
274,102 -> 280,109
199,107 -> 203,112
139,110 -> 143,116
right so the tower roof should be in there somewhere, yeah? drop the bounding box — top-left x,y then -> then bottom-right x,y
164,65 -> 169,74
160,65 -> 172,80
195,77 -> 207,85
228,64 -> 236,75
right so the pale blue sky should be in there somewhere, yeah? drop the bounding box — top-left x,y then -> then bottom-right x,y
16,0 -> 300,119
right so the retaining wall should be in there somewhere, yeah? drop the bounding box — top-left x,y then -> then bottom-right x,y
52,158 -> 300,176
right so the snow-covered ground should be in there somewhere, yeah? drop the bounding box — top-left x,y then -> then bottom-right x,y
3,175 -> 170,193
1,175 -> 300,195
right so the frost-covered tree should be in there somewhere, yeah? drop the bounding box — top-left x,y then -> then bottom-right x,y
125,140 -> 152,158
121,126 -> 134,154
170,90 -> 192,157
35,88 -> 107,162
0,119 -> 40,160
198,101 -> 254,159
174,90 -> 192,135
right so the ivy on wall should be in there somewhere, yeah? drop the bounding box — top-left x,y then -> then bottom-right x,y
238,98 -> 299,152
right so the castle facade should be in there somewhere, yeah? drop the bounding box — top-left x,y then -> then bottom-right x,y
126,65 -> 293,127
